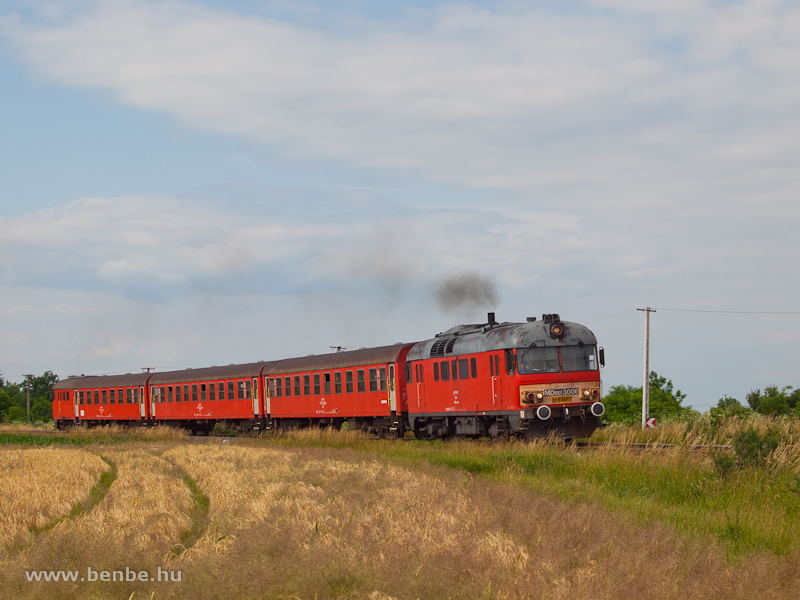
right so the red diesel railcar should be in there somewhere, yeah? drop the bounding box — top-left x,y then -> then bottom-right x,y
406,313 -> 604,439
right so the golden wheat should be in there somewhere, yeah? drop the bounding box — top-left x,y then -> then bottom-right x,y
0,448 -> 108,554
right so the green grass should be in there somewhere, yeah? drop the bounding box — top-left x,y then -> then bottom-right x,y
0,433 -> 91,446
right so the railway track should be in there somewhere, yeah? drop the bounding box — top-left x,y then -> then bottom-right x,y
1,428 -> 734,451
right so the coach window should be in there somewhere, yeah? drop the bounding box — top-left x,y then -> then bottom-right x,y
236,381 -> 244,399
209,383 -> 215,401
118,388 -> 124,403
183,385 -> 189,402
357,369 -> 366,393
189,384 -> 196,402
133,388 -> 139,404
357,370 -> 366,393
451,360 -> 459,381
334,372 -> 342,394
324,373 -> 331,395
79,391 -> 85,405
282,376 -> 290,397
294,375 -> 301,396
275,377 -> 283,397
246,380 -> 252,399
159,387 -> 165,403
93,390 -> 99,405
471,357 -> 477,378
227,381 -> 234,400
216,382 -> 223,401
314,374 -> 321,395
380,367 -> 387,392
369,368 -> 378,392
434,363 -> 440,382
175,385 -> 182,402
344,371 -> 353,393
101,390 -> 107,405
125,389 -> 131,404
441,361 -> 450,381
110,389 -> 116,405
168,386 -> 174,403
201,384 -> 207,402
303,375 -> 311,396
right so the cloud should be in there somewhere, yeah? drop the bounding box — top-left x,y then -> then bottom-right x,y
3,0 -> 798,196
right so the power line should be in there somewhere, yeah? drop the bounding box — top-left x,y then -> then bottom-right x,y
582,308 -> 639,324
655,308 -> 800,314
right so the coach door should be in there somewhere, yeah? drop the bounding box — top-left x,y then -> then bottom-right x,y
388,365 -> 397,411
252,378 -> 260,416
73,391 -> 79,420
140,387 -> 146,419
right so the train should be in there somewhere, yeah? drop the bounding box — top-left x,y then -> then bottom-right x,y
52,313 -> 606,439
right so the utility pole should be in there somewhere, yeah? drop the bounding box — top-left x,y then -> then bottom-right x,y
25,374 -> 32,422
637,307 -> 656,428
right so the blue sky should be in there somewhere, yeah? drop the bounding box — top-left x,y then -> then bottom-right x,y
1,0 -> 799,411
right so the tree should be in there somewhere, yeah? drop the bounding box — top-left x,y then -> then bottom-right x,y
30,398 -> 54,422
6,406 -> 26,422
746,385 -> 795,416
0,371 -> 58,422
602,371 -> 694,424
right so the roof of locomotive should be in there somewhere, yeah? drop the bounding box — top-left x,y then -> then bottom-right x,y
53,373 -> 152,390
406,315 -> 597,361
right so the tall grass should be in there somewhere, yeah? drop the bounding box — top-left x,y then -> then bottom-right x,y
592,412 -> 800,449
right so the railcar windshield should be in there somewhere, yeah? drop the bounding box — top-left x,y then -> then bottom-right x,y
516,347 -> 559,373
517,345 -> 598,374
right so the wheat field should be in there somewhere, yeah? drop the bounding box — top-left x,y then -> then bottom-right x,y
1,437 -> 799,600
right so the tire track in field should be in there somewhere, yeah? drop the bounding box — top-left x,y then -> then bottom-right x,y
156,454 -> 211,557
12,455 -> 118,555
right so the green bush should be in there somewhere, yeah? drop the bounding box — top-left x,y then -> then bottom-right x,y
732,426 -> 782,468
6,406 -> 27,422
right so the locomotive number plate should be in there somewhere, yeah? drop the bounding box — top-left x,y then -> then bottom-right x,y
550,396 -> 572,403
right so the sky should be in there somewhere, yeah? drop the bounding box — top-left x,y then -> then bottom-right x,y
1,0 -> 799,412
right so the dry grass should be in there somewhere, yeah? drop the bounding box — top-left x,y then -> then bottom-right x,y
60,424 -> 191,441
0,448 -> 108,553
0,423 -> 57,432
